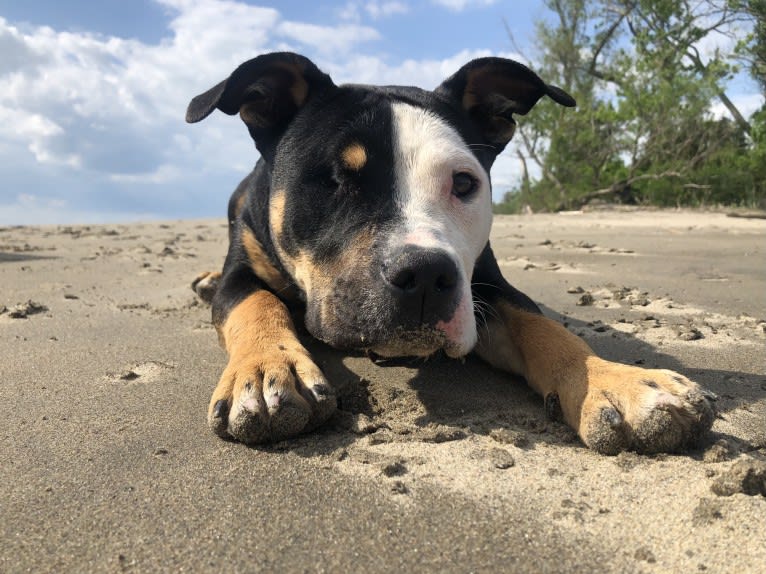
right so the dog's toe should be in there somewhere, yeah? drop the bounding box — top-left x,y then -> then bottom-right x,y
208,347 -> 336,445
209,398 -> 231,438
577,366 -> 715,455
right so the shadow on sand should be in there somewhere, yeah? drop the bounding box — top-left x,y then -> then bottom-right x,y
273,303 -> 766,458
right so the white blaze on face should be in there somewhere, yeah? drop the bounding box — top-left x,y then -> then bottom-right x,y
391,102 -> 493,356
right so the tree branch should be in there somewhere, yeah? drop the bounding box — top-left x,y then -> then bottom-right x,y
587,1 -> 635,81
518,127 -> 570,202
557,170 -> 686,210
685,46 -> 752,135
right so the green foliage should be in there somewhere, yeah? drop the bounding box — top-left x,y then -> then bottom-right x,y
735,0 -> 766,91
493,0 -> 765,214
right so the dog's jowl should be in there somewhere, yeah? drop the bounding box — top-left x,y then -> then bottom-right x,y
187,52 -> 714,453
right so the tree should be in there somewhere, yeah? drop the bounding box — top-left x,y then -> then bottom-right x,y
497,0 -> 764,212
506,0 -> 629,210
735,0 -> 766,92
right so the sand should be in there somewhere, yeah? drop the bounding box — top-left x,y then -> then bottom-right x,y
1,210 -> 764,573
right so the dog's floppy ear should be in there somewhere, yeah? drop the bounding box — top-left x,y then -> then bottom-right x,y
435,57 -> 575,151
186,52 -> 335,154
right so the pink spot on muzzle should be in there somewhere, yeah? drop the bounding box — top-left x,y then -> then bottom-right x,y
436,294 -> 470,343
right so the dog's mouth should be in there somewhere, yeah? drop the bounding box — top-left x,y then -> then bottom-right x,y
305,288 -> 477,359
314,323 -> 466,359
365,327 -> 451,358
370,339 -> 467,359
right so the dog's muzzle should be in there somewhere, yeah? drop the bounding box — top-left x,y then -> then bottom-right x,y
305,244 -> 474,358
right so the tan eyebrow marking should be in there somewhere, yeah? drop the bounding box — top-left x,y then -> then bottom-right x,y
341,143 -> 367,171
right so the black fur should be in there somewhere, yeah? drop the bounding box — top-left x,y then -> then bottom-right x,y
186,51 -> 574,348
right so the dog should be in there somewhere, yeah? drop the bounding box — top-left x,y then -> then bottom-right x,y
186,52 -> 714,454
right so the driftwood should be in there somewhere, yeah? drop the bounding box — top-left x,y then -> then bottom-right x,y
555,171 -> 685,211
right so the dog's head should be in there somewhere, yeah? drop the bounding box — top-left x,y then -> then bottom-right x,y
188,52 -> 574,358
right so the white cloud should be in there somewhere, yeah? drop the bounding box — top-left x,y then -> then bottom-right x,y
0,193 -> 156,226
688,8 -> 753,66
0,104 -> 60,140
366,1 -> 409,19
488,154 -> 525,198
0,22 -> 44,74
0,104 -> 82,168
108,164 -> 183,184
0,1 -> 534,223
0,2 -> 287,181
431,0 -> 497,11
276,21 -> 380,55
338,2 -> 362,22
338,1 -> 409,22
326,49 -> 524,88
710,93 -> 765,122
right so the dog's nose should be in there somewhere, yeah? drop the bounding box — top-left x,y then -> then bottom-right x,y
383,247 -> 459,324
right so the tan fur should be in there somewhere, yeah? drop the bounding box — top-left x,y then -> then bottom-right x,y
270,189 -> 286,239
475,302 -> 592,425
274,61 -> 309,107
239,102 -> 266,128
290,251 -> 315,294
341,143 -> 367,171
219,291 -> 295,354
269,190 -> 313,293
476,302 -> 711,453
240,227 -> 294,295
234,191 -> 247,219
237,62 -> 309,128
209,291 -> 321,422
271,188 -> 375,309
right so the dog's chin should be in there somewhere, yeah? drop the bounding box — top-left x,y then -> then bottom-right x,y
306,296 -> 478,359
312,324 -> 474,360
368,339 -> 469,359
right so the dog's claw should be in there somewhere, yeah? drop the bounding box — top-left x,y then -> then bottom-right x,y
601,407 -> 623,429
212,399 -> 229,419
544,392 -> 563,422
209,399 -> 231,438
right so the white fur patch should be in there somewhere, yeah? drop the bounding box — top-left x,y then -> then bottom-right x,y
391,102 -> 493,355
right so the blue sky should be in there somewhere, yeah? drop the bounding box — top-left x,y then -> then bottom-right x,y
0,0 -> 761,224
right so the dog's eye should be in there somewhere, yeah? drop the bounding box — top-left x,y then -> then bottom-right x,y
452,172 -> 478,199
312,167 -> 339,189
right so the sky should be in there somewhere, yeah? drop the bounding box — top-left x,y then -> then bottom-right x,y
0,0 -> 762,225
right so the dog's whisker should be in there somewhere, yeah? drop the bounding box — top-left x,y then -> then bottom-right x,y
471,281 -> 503,291
468,143 -> 497,151
472,299 -> 493,344
472,294 -> 500,323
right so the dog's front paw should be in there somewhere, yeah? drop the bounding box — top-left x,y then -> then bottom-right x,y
208,344 -> 336,444
573,362 -> 715,455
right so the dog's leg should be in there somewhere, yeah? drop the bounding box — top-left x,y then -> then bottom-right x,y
472,246 -> 715,454
207,266 -> 336,443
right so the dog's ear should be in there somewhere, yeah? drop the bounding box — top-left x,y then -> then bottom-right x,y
435,58 -> 575,151
186,52 -> 335,154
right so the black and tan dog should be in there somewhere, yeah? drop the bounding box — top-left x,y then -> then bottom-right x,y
186,52 -> 714,454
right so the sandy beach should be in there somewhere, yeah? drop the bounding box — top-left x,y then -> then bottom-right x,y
1,210 -> 764,573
